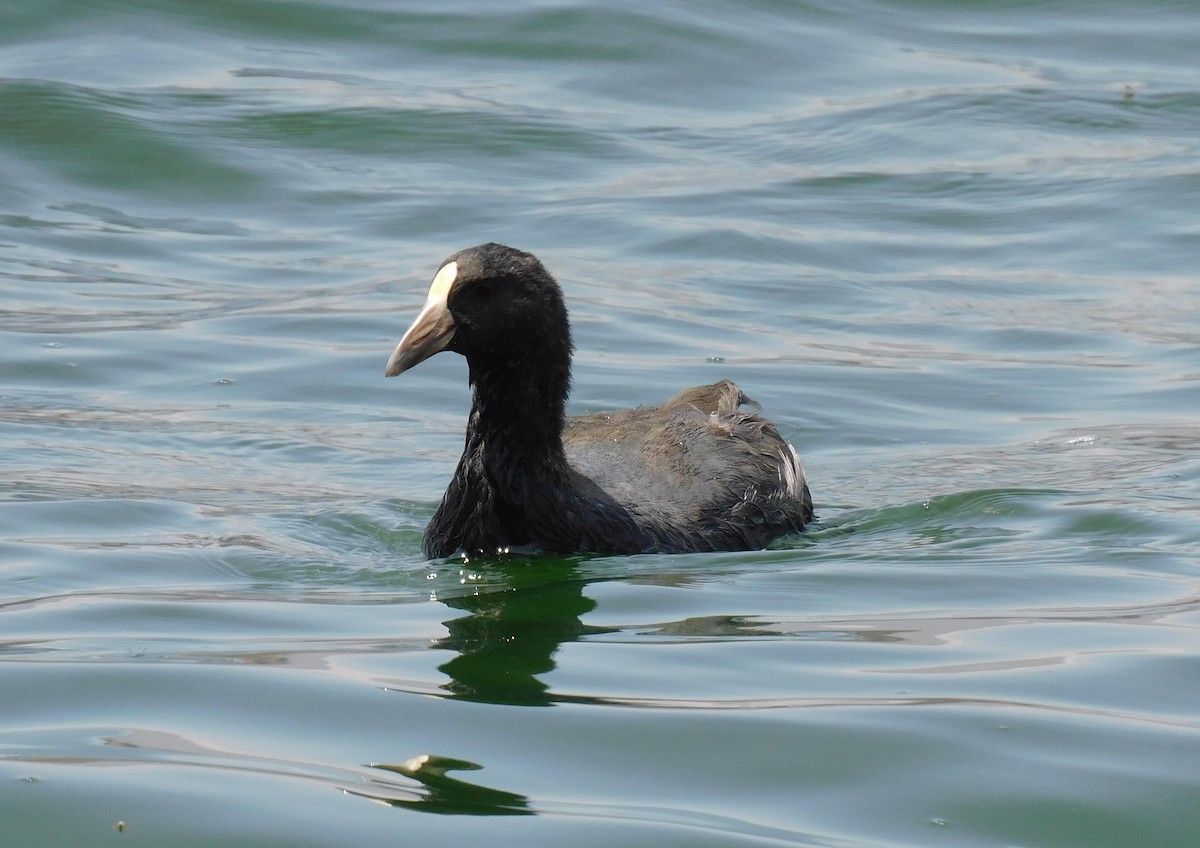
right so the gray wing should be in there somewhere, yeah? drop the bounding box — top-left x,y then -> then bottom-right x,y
563,381 -> 811,550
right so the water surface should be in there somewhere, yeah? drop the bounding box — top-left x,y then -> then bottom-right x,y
2,1 -> 1199,846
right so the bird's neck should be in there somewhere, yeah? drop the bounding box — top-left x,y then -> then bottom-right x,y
466,356 -> 571,461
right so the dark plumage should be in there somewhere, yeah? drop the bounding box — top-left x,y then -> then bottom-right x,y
386,243 -> 813,558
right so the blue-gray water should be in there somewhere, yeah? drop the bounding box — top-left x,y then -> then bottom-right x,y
2,2 -> 1199,846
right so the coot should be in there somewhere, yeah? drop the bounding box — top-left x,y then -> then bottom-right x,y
386,243 -> 813,558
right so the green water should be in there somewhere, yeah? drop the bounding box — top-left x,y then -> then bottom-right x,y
2,1 -> 1199,846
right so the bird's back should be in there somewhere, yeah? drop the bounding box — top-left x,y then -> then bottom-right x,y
563,380 -> 813,551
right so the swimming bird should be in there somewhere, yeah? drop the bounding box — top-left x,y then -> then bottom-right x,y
386,243 -> 813,558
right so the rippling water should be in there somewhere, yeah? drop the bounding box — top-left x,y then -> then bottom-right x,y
3,1 -> 1199,846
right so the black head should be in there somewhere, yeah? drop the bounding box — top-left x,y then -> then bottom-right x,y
385,243 -> 571,377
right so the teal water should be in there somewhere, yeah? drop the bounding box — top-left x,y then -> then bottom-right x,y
3,1 -> 1199,845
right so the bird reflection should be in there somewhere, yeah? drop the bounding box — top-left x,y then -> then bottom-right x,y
353,563 -> 607,816
433,561 -> 613,706
352,754 -> 532,816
